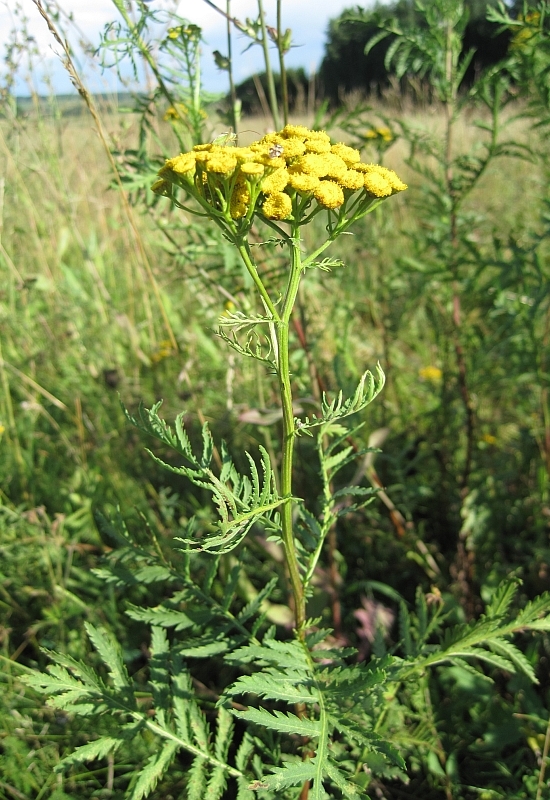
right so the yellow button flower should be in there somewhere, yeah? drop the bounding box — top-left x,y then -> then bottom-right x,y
366,164 -> 408,193
206,151 -> 238,175
169,152 -> 197,175
288,173 -> 320,194
364,173 -> 393,198
261,167 -> 289,194
262,192 -> 292,219
305,139 -> 331,154
277,138 -> 306,158
330,143 -> 361,165
280,124 -> 312,140
321,153 -> 348,180
240,162 -> 265,178
337,170 -> 365,191
313,180 -> 344,209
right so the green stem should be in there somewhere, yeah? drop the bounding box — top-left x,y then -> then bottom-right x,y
235,240 -> 280,321
277,229 -> 306,635
110,1 -> 177,115
257,0 -> 281,129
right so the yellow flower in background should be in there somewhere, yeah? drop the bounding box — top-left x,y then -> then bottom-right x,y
510,11 -> 540,50
150,340 -> 176,364
482,433 -> 497,445
419,366 -> 442,382
0,423 -> 5,436
364,126 -> 393,143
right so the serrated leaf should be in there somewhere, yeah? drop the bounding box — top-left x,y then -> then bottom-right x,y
486,578 -> 521,618
233,707 -> 320,737
186,757 -> 207,800
323,446 -> 354,475
225,670 -> 317,704
54,737 -> 122,772
134,566 -> 174,584
129,740 -> 178,800
125,604 -> 197,630
189,703 -> 210,752
150,627 -> 170,727
237,577 -> 278,624
487,638 -> 537,682
325,761 -> 360,797
235,732 -> 254,772
214,707 -> 234,762
84,623 -> 130,689
178,639 -> 229,658
206,766 -> 227,800
254,761 -> 317,790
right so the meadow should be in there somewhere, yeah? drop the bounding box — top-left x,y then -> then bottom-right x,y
1,1 -> 550,799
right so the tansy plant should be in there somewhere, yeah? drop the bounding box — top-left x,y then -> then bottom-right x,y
152,124 -> 406,633
24,124 -> 550,799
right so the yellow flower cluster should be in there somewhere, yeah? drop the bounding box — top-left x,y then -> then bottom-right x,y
150,339 -> 176,364
419,365 -> 442,382
364,127 -> 393,143
510,11 -> 540,50
153,124 -> 406,223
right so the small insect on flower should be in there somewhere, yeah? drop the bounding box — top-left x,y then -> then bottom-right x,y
212,130 -> 238,146
269,143 -> 284,158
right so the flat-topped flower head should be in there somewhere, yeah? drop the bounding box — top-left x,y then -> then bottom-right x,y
153,124 -> 406,229
314,180 -> 344,209
364,173 -> 393,198
262,192 -> 292,220
330,143 -> 361,166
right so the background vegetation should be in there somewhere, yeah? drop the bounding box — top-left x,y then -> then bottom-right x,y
1,0 -> 550,798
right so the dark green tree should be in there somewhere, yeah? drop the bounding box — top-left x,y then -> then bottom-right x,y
319,0 -> 513,103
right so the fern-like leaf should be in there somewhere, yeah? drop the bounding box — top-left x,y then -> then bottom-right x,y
54,737 -> 122,772
295,364 -> 385,432
233,707 -> 321,737
129,740 -> 178,800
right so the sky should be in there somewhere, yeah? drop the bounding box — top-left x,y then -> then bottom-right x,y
1,0 -> 378,96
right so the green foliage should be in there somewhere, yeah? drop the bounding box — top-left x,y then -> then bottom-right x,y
2,0 -> 550,799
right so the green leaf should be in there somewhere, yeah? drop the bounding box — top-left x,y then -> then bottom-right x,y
214,707 -> 234,762
225,670 -> 317,704
486,578 -> 521,618
296,364 -> 385,432
129,740 -> 178,800
205,767 -> 227,800
85,623 -> 130,689
125,604 -> 196,630
487,638 -> 537,682
252,761 -> 317,791
186,757 -> 207,800
325,761 -> 360,797
54,737 -> 122,772
233,707 -> 320,737
149,627 -> 170,727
